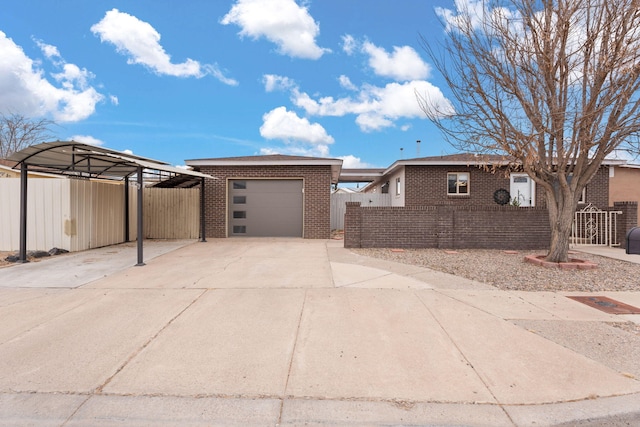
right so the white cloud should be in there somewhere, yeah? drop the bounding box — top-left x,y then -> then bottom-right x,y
362,41 -> 430,81
110,95 -> 119,105
0,31 -> 104,122
123,149 -> 134,155
338,75 -> 357,91
70,135 -> 104,146
92,9 -> 237,85
341,34 -> 357,55
259,144 -> 329,157
34,38 -> 61,60
263,74 -> 296,92
260,106 -> 334,145
436,0 -> 519,33
338,155 -> 372,168
293,80 -> 453,132
221,0 -> 330,59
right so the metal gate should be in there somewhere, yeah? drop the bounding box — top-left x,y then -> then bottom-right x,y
571,204 -> 622,247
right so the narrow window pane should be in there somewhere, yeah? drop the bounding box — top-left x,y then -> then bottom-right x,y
233,195 -> 246,204
233,211 -> 246,219
448,174 -> 457,194
458,173 -> 469,194
233,181 -> 246,189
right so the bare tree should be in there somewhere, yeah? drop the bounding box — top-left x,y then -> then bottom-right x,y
0,113 -> 55,159
418,0 -> 640,262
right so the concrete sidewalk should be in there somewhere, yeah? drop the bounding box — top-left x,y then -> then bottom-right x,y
0,239 -> 639,426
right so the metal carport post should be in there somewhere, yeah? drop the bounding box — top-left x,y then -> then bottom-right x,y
18,162 -> 28,263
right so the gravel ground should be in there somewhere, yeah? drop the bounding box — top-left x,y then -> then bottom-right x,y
351,248 -> 640,292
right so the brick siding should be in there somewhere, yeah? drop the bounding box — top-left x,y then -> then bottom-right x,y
403,165 -> 610,209
345,203 -> 551,250
200,165 -> 332,239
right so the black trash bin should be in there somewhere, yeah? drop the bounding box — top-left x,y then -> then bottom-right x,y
626,227 -> 640,254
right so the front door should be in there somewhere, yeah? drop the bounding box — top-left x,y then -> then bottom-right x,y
510,174 -> 534,206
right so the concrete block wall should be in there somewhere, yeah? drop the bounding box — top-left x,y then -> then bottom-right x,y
200,165 -> 333,239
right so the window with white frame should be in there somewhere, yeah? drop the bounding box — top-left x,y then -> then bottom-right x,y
447,172 -> 469,195
395,177 -> 401,196
561,175 -> 586,204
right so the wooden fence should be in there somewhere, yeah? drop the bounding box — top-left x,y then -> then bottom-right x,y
0,178 -> 200,252
330,192 -> 391,230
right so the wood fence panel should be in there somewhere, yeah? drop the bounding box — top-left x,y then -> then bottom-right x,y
91,181 -> 126,249
144,187 -> 200,239
330,192 -> 391,230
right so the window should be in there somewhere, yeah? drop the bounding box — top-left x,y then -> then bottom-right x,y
559,175 -> 586,204
232,181 -> 247,189
233,211 -> 246,219
232,225 -> 246,234
395,178 -> 401,196
448,172 -> 469,195
232,195 -> 246,204
578,187 -> 586,203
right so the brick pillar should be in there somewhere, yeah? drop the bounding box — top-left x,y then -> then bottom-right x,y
344,202 -> 362,248
436,205 -> 454,249
614,201 -> 638,249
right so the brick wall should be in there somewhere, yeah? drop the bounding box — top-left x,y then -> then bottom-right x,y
613,201 -> 639,250
404,165 -> 512,207
345,203 -> 550,250
200,165 -> 333,239
403,165 -> 609,209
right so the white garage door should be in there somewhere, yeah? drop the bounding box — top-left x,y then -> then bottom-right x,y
228,179 -> 303,237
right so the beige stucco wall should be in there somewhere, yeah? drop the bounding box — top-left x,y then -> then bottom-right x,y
609,166 -> 640,217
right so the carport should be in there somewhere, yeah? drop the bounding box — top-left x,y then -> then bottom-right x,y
7,141 -> 212,266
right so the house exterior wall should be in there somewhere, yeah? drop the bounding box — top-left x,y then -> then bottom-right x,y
404,165 -> 512,207
382,165 -> 610,209
199,165 -> 333,239
389,167 -> 405,207
609,166 -> 640,218
581,166 -> 610,208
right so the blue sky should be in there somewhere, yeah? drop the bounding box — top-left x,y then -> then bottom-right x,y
1,0 -> 466,168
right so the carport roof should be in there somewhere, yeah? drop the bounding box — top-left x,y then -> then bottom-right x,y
8,141 -> 211,183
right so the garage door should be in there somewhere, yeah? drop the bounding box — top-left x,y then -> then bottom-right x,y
228,179 -> 303,237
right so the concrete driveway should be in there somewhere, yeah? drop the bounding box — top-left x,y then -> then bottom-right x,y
0,239 -> 639,426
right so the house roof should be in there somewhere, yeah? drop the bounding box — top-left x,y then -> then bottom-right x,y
384,153 -> 627,175
7,141 -> 211,184
185,154 -> 344,184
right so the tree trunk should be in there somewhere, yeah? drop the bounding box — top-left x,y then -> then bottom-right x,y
545,193 -> 576,263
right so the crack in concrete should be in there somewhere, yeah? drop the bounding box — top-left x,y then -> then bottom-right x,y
413,290 -> 518,427
93,289 -> 209,394
277,289 -> 308,425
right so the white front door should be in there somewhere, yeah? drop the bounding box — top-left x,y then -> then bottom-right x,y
510,174 -> 535,206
